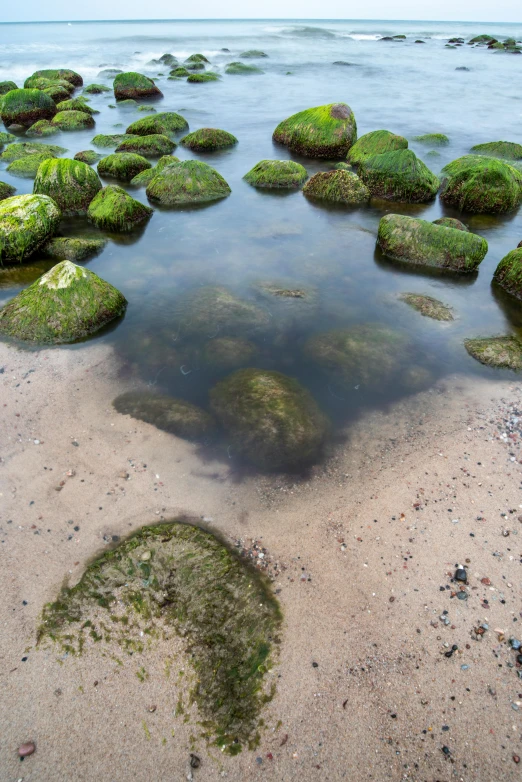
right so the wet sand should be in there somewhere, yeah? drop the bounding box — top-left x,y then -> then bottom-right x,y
1,340 -> 522,781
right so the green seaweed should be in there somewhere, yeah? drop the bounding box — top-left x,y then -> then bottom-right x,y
348,129 -> 408,165
91,133 -> 135,148
44,235 -> 108,261
7,155 -> 54,179
469,141 -> 522,161
185,54 -> 210,63
440,155 -> 522,213
43,84 -> 71,103
33,157 -> 102,215
0,182 -> 16,201
244,159 -> 307,189
169,67 -> 191,79
494,247 -> 522,300
239,50 -> 268,58
412,133 -> 450,146
113,72 -> 163,100
87,185 -> 153,232
0,88 -> 57,127
225,62 -> 263,74
146,159 -> 231,205
26,120 -> 60,137
187,72 -> 220,83
52,110 -> 95,131
74,150 -> 101,165
0,194 -> 61,264
28,68 -> 83,87
185,62 -> 206,71
303,170 -> 369,204
358,149 -> 439,202
116,133 -> 176,157
129,155 -> 179,186
1,141 -> 65,162
55,97 -> 98,116
83,83 -> 111,94
126,112 -> 188,136
273,103 -> 357,159
98,152 -> 151,182
464,336 -> 522,370
0,81 -> 18,96
432,217 -> 468,231
399,293 -> 454,321
180,128 -> 237,152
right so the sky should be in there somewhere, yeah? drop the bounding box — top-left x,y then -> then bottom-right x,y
1,0 -> 521,24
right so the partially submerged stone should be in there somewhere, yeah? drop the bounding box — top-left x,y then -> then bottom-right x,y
7,155 -> 54,179
0,89 -> 57,127
0,131 -> 16,145
432,217 -> 469,231
185,53 -> 210,63
210,368 -> 328,470
158,53 -> 178,66
0,141 -> 65,162
34,157 -> 102,215
465,336 -> 522,370
29,68 -> 83,87
187,72 -> 220,83
74,150 -> 101,165
0,182 -> 16,201
399,293 -> 454,321
303,170 -> 369,205
113,391 -> 215,440
0,260 -> 126,343
202,337 -> 258,369
55,97 -> 98,115
24,76 -> 74,94
470,141 -> 522,161
25,120 -> 59,137
440,155 -> 522,213
126,112 -> 188,136
87,185 -> 153,232
0,194 -> 61,263
83,83 -> 111,94
377,214 -> 488,272
44,235 -> 108,261
494,247 -> 522,300
0,81 -> 17,96
179,286 -> 270,337
91,133 -> 134,148
98,152 -> 151,182
244,160 -> 307,189
113,72 -> 163,100
130,155 -> 179,186
273,103 -> 357,159
115,133 -> 176,157
225,62 -> 263,74
51,110 -> 95,131
358,149 -> 439,202
186,62 -> 206,71
169,67 -> 190,79
146,160 -> 231,205
412,133 -> 450,146
348,129 -> 408,165
180,128 -> 237,152
239,50 -> 268,58
43,84 -> 71,103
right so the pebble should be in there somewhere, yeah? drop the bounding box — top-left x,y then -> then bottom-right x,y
140,551 -> 151,561
455,567 -> 467,583
18,742 -> 35,758
189,754 -> 201,769
514,754 -> 520,764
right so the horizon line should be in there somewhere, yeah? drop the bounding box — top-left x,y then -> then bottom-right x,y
0,17 -> 521,25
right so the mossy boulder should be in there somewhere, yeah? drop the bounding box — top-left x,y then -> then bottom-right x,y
169,67 -> 190,79
0,194 -> 61,264
7,155 -> 55,179
273,103 -> 357,159
180,128 -> 237,152
0,141 -> 65,162
0,89 -> 57,127
87,185 -> 153,232
113,391 -> 215,440
113,72 -> 163,100
440,155 -> 522,213
239,50 -> 268,58
358,149 -> 439,202
24,75 -> 74,93
210,369 -> 328,470
98,152 -> 151,182
33,157 -> 102,215
334,162 -> 352,171
399,293 -> 454,321
244,159 -> 307,189
83,83 -> 111,94
0,260 -> 126,343
74,149 -> 101,165
348,129 -> 408,165
42,84 -> 71,103
202,337 -> 258,369
303,170 -> 369,205
464,336 -> 522,370
185,54 -> 210,63
493,247 -> 522,300
25,120 -> 59,137
146,160 -> 231,206
130,155 -> 179,186
377,214 -> 488,271
433,217 -> 469,231
0,182 -> 16,201
126,112 -> 188,136
91,133 -> 134,148
117,99 -> 138,107
44,235 -> 107,261
159,53 -> 178,66
55,97 -> 98,115
115,133 -> 175,157
225,62 -> 263,74
186,62 -> 206,71
412,133 -> 450,146
0,81 -> 18,95
51,110 -> 95,130
0,131 -> 16,145
469,35 -> 498,44
470,141 -> 522,161
180,286 -> 270,337
187,72 -> 220,83
29,68 -> 83,87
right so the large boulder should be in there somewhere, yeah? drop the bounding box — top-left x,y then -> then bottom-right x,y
494,247 -> 522,300
303,170 -> 369,204
98,152 -> 151,182
0,194 -> 61,264
28,68 -> 83,87
358,149 -> 439,202
440,155 -> 522,213
210,368 -> 329,470
273,103 -> 357,159
178,286 -> 270,337
0,88 -> 57,127
348,129 -> 408,165
126,112 -> 188,136
470,141 -> 522,161
180,128 -> 238,152
113,391 -> 215,440
23,76 -> 74,95
115,133 -> 176,157
0,260 -> 126,343
146,160 -> 231,205
51,110 -> 95,130
33,158 -> 102,215
377,214 -> 488,271
113,72 -> 163,100
87,185 -> 153,232
244,159 -> 308,189
464,336 -> 522,370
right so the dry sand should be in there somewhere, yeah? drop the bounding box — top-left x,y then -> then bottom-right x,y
1,340 -> 522,781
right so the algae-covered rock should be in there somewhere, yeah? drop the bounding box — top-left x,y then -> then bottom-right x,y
273,103 -> 357,159
202,337 -> 258,369
83,83 -> 111,94
91,133 -> 134,148
0,131 -> 16,145
74,150 -> 101,165
87,185 -> 153,232
180,286 -> 270,337
129,155 -> 179,186
0,260 -> 126,343
469,34 -> 498,44
42,84 -> 71,103
412,133 -> 450,146
0,182 -> 16,201
303,170 -> 369,205
180,128 -> 237,152
0,141 -> 65,162
186,62 -> 206,71
399,293 -> 454,321
51,110 -> 95,131
113,72 -> 163,100
469,141 -> 522,161
185,53 -> 210,63
117,99 -> 138,107
334,162 -> 352,171
0,89 -> 57,127
187,72 -> 220,83
432,217 -> 469,231
29,68 -> 83,87
169,67 -> 190,79
493,247 -> 522,300
98,152 -> 151,182
377,214 -> 488,271
464,336 -> 522,370
225,62 -> 263,74
98,68 -> 123,78
126,112 -> 188,136
113,391 -> 215,440
210,369 -> 328,469
115,133 -> 176,157
239,50 -> 268,58
33,158 -> 102,215
55,97 -> 98,115
440,155 -> 522,214
348,129 -> 408,165
24,75 -> 74,94
244,159 -> 307,189
358,149 -> 439,202
7,155 -> 55,179
25,119 -> 59,137
159,53 -> 178,65
146,160 -> 231,205
0,81 -> 17,95
0,194 -> 61,264
44,235 -> 107,261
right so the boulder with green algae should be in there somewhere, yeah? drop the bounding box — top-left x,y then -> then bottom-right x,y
181,128 -> 237,152
113,391 -> 215,440
334,162 -> 352,170
33,158 -> 102,216
469,34 -> 498,44
83,83 -> 111,94
186,62 -> 206,71
187,72 -> 220,83
210,369 -> 328,470
51,110 -> 95,130
225,62 -> 263,74
494,247 -> 522,300
440,155 -> 522,213
203,337 -> 258,369
433,217 -> 469,231
98,152 -> 151,182
117,99 -> 138,107
98,68 -> 123,78
159,53 -> 178,65
115,133 -> 175,157
146,160 -> 231,205
126,112 -> 188,136
244,159 -> 307,189
37,520 -> 281,753
29,68 -> 83,87
303,170 -> 369,205
464,336 -> 522,370
273,103 -> 357,159
44,235 -> 107,261
0,182 -> 16,201
348,129 -> 408,165
0,260 -> 126,343
0,194 -> 61,264
1,89 -> 57,127
7,155 -> 55,179
87,185 -> 153,232
130,155 -> 179,186
399,293 -> 454,321
169,67 -> 191,78
0,141 -> 65,162
470,141 -> 522,161
74,150 -> 101,165
25,120 -> 59,137
24,76 -> 75,95
179,286 -> 270,337
91,133 -> 134,148
113,72 -> 163,100
185,53 -> 210,63
377,214 -> 488,272
0,132 -> 16,145
43,85 -> 71,103
55,97 -> 98,115
358,149 -> 439,202
412,133 -> 450,146
239,50 -> 269,57
0,81 -> 17,95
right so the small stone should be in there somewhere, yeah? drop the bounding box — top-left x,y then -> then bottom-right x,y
455,567 -> 467,583
18,741 -> 36,757
514,754 -> 520,764
442,745 -> 451,756
140,551 -> 151,561
456,591 -> 468,600
148,705 -> 157,712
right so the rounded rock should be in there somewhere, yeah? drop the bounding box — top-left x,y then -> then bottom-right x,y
87,185 -> 153,232
0,194 -> 61,264
33,157 -> 102,215
98,153 -> 151,182
146,159 -> 230,206
1,88 -> 57,127
273,102 -> 357,159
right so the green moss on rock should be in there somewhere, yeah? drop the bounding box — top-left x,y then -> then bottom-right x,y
412,133 -> 450,146
0,193 -> 61,264
187,72 -> 220,83
113,72 -> 163,100
0,141 -> 65,162
239,50 -> 268,58
115,133 -> 176,157
7,155 -> 55,179
159,53 -> 178,65
34,157 -> 102,215
26,120 -> 59,137
55,97 -> 98,115
440,155 -> 522,213
202,337 -> 258,369
83,83 -> 111,94
273,103 -> 357,159
98,153 -> 151,182
180,128 -> 237,152
303,170 -> 369,205
377,213 -> 488,271
186,62 -> 206,71
23,76 -> 74,94
42,84 -> 71,103
1,88 -> 57,127
179,286 -> 270,337
169,67 -> 190,78
399,293 -> 454,321
91,133 -> 134,148
464,336 -> 522,370
126,112 -> 188,136
130,155 -> 179,186
348,129 -> 408,165
87,185 -> 153,232
146,160 -> 230,205
225,62 -> 263,74
185,53 -> 210,63
470,141 -> 522,161
493,247 -> 522,300
0,182 -> 16,201
358,149 -> 439,202
51,110 -> 95,131
74,150 -> 101,165
0,131 -> 16,145
29,68 -> 83,87
432,217 -> 469,231
244,159 -> 307,189
44,235 -> 107,261
113,391 -> 215,440
0,81 -> 18,95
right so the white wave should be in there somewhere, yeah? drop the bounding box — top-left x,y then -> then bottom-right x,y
345,34 -> 382,41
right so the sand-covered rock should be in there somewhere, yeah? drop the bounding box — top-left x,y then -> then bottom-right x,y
146,160 -> 230,205
87,185 -> 153,232
244,159 -> 308,188
440,155 -> 522,213
0,193 -> 61,263
33,157 -> 102,215
273,102 -> 357,159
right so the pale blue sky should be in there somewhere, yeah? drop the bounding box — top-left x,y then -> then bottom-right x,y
1,0 -> 520,24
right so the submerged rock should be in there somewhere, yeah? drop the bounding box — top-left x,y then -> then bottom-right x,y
470,141 -> 522,161
97,68 -> 123,78
33,158 -> 102,215
412,133 -> 450,146
464,336 -> 522,370
0,182 -> 16,201
273,102 -> 357,159
113,391 -> 215,440
440,155 -> 522,213
91,133 -> 134,148
0,194 -> 61,264
44,235 -> 107,261
348,129 -> 408,165
244,159 -> 308,189
126,112 -> 188,136
494,247 -> 522,300
116,133 -> 175,157
186,62 -> 205,71
377,214 -> 487,271
7,155 -> 54,179
87,185 -> 153,232
358,149 -> 439,202
0,141 -> 65,162
180,286 -> 270,337
181,128 -> 238,152
51,110 -> 95,131
130,155 -> 179,186
169,67 -> 191,79
55,97 -> 98,115
25,120 -> 59,137
113,72 -> 163,100
187,72 -> 220,83
432,217 -> 469,231
0,260 -> 126,343
210,368 -> 328,469
225,62 -> 263,74
74,150 -> 101,165
202,337 -> 258,369
239,50 -> 268,57
83,83 -> 111,94
146,160 -> 231,205
0,89 -> 57,127
98,152 -> 151,182
303,170 -> 369,205
399,293 -> 454,321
